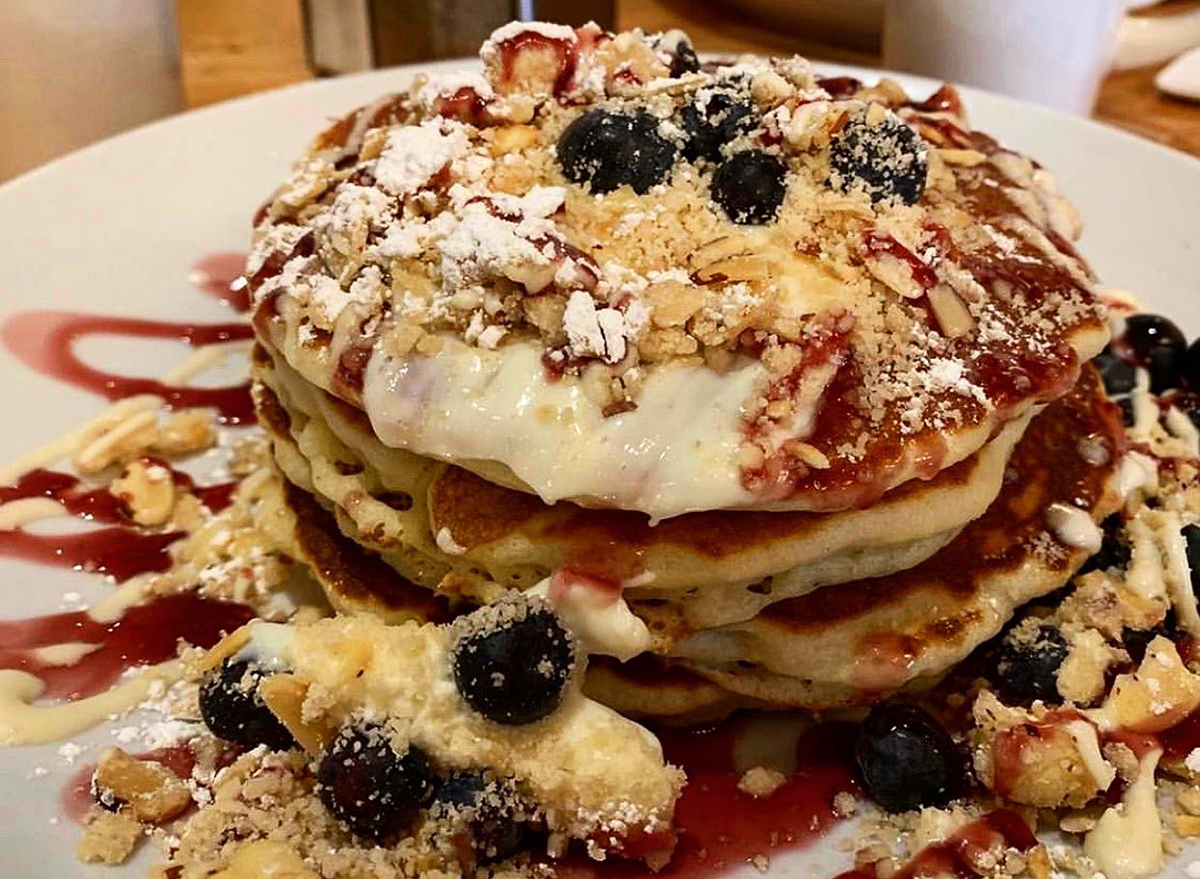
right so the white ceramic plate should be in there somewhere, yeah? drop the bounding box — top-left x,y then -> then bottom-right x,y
0,61 -> 1198,878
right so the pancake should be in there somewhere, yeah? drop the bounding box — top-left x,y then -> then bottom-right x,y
246,23 -> 1107,521
253,341 -> 1030,634
668,365 -> 1125,709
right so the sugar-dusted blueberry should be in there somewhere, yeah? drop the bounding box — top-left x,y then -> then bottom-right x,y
556,110 -> 677,195
995,624 -> 1068,705
1122,313 -> 1187,394
317,723 -> 434,842
828,108 -> 928,205
1185,523 -> 1200,600
680,88 -> 756,162
199,658 -> 295,751
1077,514 -> 1130,576
1092,349 -> 1137,396
854,703 -> 966,813
711,150 -> 787,225
432,772 -> 527,863
668,39 -> 701,78
452,597 -> 576,725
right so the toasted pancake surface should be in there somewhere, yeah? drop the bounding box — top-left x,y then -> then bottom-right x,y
671,365 -> 1125,706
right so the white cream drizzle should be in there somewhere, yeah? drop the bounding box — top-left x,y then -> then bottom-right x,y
0,663 -> 181,746
1128,368 -> 1158,443
1164,406 -> 1200,456
1084,749 -> 1164,879
0,342 -> 242,747
1158,510 -> 1200,638
28,642 -> 102,667
363,339 -> 769,521
1045,502 -> 1102,553
0,394 -> 161,487
0,497 -> 68,531
1115,451 -> 1158,501
529,575 -> 653,662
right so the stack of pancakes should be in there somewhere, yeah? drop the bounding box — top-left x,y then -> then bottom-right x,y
244,24 -> 1120,722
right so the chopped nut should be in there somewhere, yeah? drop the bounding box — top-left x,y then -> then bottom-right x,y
259,674 -> 335,754
1177,785 -> 1200,816
737,766 -> 787,798
93,747 -> 192,825
750,70 -> 792,106
194,627 -> 252,674
1025,844 -> 1053,879
1173,813 -> 1200,838
210,840 -> 319,879
110,458 -> 177,526
490,124 -> 539,155
937,148 -> 987,167
154,410 -> 217,456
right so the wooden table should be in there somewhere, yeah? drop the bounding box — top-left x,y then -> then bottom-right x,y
176,0 -> 1200,157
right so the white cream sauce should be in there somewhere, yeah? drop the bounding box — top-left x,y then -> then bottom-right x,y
364,339 -> 770,520
1045,502 -> 1103,553
0,663 -> 181,746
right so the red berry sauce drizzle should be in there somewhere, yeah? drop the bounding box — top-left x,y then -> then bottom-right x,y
189,251 -> 253,313
0,593 -> 253,701
0,461 -> 237,581
0,311 -> 254,424
832,810 -> 1036,879
554,720 -> 859,878
0,254 -> 255,796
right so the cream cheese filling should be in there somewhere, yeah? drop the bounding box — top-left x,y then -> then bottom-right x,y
363,338 -> 772,520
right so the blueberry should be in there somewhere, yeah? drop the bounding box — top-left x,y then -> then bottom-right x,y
680,89 -> 756,162
711,150 -> 788,225
1078,514 -> 1130,576
557,110 -> 676,195
669,39 -> 701,78
1117,396 -> 1136,427
1185,524 -> 1200,600
995,624 -> 1068,705
854,703 -> 966,813
1187,339 -> 1200,390
1123,313 -> 1187,394
432,772 -> 527,863
317,723 -> 434,842
199,658 -> 295,751
1092,349 -> 1137,396
1122,615 -> 1178,665
828,109 -> 928,205
452,598 -> 576,725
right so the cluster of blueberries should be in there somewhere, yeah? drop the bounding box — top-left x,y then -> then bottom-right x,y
1094,312 -> 1200,422
190,605 -> 576,856
554,84 -> 928,223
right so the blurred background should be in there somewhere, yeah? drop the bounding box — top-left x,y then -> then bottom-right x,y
1,0 -> 1198,182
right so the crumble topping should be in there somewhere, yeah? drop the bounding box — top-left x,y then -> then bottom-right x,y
247,20 -> 1105,513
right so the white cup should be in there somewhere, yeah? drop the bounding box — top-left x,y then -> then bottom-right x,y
883,0 -> 1128,114
0,0 -> 183,181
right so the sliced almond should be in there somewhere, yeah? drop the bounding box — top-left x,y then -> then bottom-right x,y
692,255 -> 771,285
926,283 -> 974,339
490,124 -> 538,155
259,673 -> 334,755
193,627 -> 252,674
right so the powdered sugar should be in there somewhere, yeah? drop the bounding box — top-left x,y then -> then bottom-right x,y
374,120 -> 469,197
